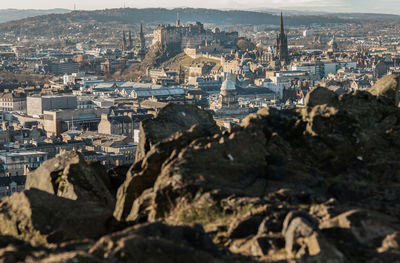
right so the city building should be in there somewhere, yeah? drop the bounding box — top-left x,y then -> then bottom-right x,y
27,95 -> 78,117
0,93 -> 26,112
0,151 -> 48,177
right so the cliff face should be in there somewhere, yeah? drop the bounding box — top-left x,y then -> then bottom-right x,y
0,75 -> 399,262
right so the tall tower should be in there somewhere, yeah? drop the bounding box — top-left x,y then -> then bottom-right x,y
138,23 -> 147,59
176,12 -> 181,27
139,23 -> 146,51
276,12 -> 289,64
128,30 -> 133,50
122,30 -> 127,51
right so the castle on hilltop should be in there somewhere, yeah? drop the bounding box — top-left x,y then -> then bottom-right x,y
152,20 -> 239,50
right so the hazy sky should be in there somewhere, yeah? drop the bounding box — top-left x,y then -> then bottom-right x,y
0,0 -> 399,14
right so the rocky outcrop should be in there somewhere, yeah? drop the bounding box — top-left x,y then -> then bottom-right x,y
26,151 -> 115,209
1,76 -> 400,262
0,189 -> 113,245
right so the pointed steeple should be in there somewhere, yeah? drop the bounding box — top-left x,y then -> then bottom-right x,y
122,30 -> 127,51
140,23 -> 146,50
128,30 -> 133,49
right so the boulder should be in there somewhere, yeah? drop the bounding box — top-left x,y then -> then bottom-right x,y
304,86 -> 339,108
89,222 -> 223,263
26,151 -> 115,209
0,189 -> 114,244
135,103 -> 218,161
227,213 -> 265,239
114,124 -> 217,221
319,209 -> 399,247
369,74 -> 400,106
284,216 -> 316,255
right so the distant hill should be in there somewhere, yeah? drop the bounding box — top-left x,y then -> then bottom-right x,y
0,8 -> 356,31
0,9 -> 70,23
0,8 -> 398,37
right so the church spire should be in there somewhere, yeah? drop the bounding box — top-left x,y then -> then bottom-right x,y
140,23 -> 146,50
128,30 -> 133,49
122,30 -> 127,51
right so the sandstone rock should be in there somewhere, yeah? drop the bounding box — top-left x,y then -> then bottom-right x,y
283,213 -> 345,262
305,86 -> 339,108
284,216 -> 316,255
0,189 -> 114,244
320,209 -> 399,247
0,235 -> 49,263
89,222 -> 223,263
39,252 -> 101,263
227,213 -> 265,239
282,211 -> 319,237
369,74 -> 400,106
378,232 -> 400,253
135,103 -> 218,161
229,235 -> 284,257
26,151 -> 115,209
114,124 -> 216,221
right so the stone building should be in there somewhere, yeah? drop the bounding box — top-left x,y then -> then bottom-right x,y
0,176 -> 25,198
27,95 -> 77,117
0,151 -> 48,177
0,93 -> 26,112
98,113 -> 134,138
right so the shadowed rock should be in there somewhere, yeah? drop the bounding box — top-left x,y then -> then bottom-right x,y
26,151 -> 115,209
369,74 -> 400,106
0,189 -> 114,244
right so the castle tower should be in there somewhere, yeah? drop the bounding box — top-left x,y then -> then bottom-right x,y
276,12 -> 289,64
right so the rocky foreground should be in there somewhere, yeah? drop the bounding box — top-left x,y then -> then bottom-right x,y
0,75 -> 400,262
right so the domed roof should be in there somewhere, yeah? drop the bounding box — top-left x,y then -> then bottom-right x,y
221,78 -> 236,91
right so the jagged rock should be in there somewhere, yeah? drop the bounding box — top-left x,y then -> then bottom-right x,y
282,211 -> 319,237
284,216 -> 316,255
147,127 -> 268,221
115,124 -> 217,221
135,103 -> 218,161
107,165 -> 130,194
89,222 -> 222,263
229,235 -> 284,258
0,235 -> 49,263
320,209 -> 399,247
283,213 -> 345,261
309,198 -> 340,221
257,213 -> 285,235
38,252 -> 101,263
0,189 -> 114,244
305,86 -> 339,107
26,151 -> 115,209
299,232 -> 346,263
227,212 -> 265,239
369,74 -> 400,106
